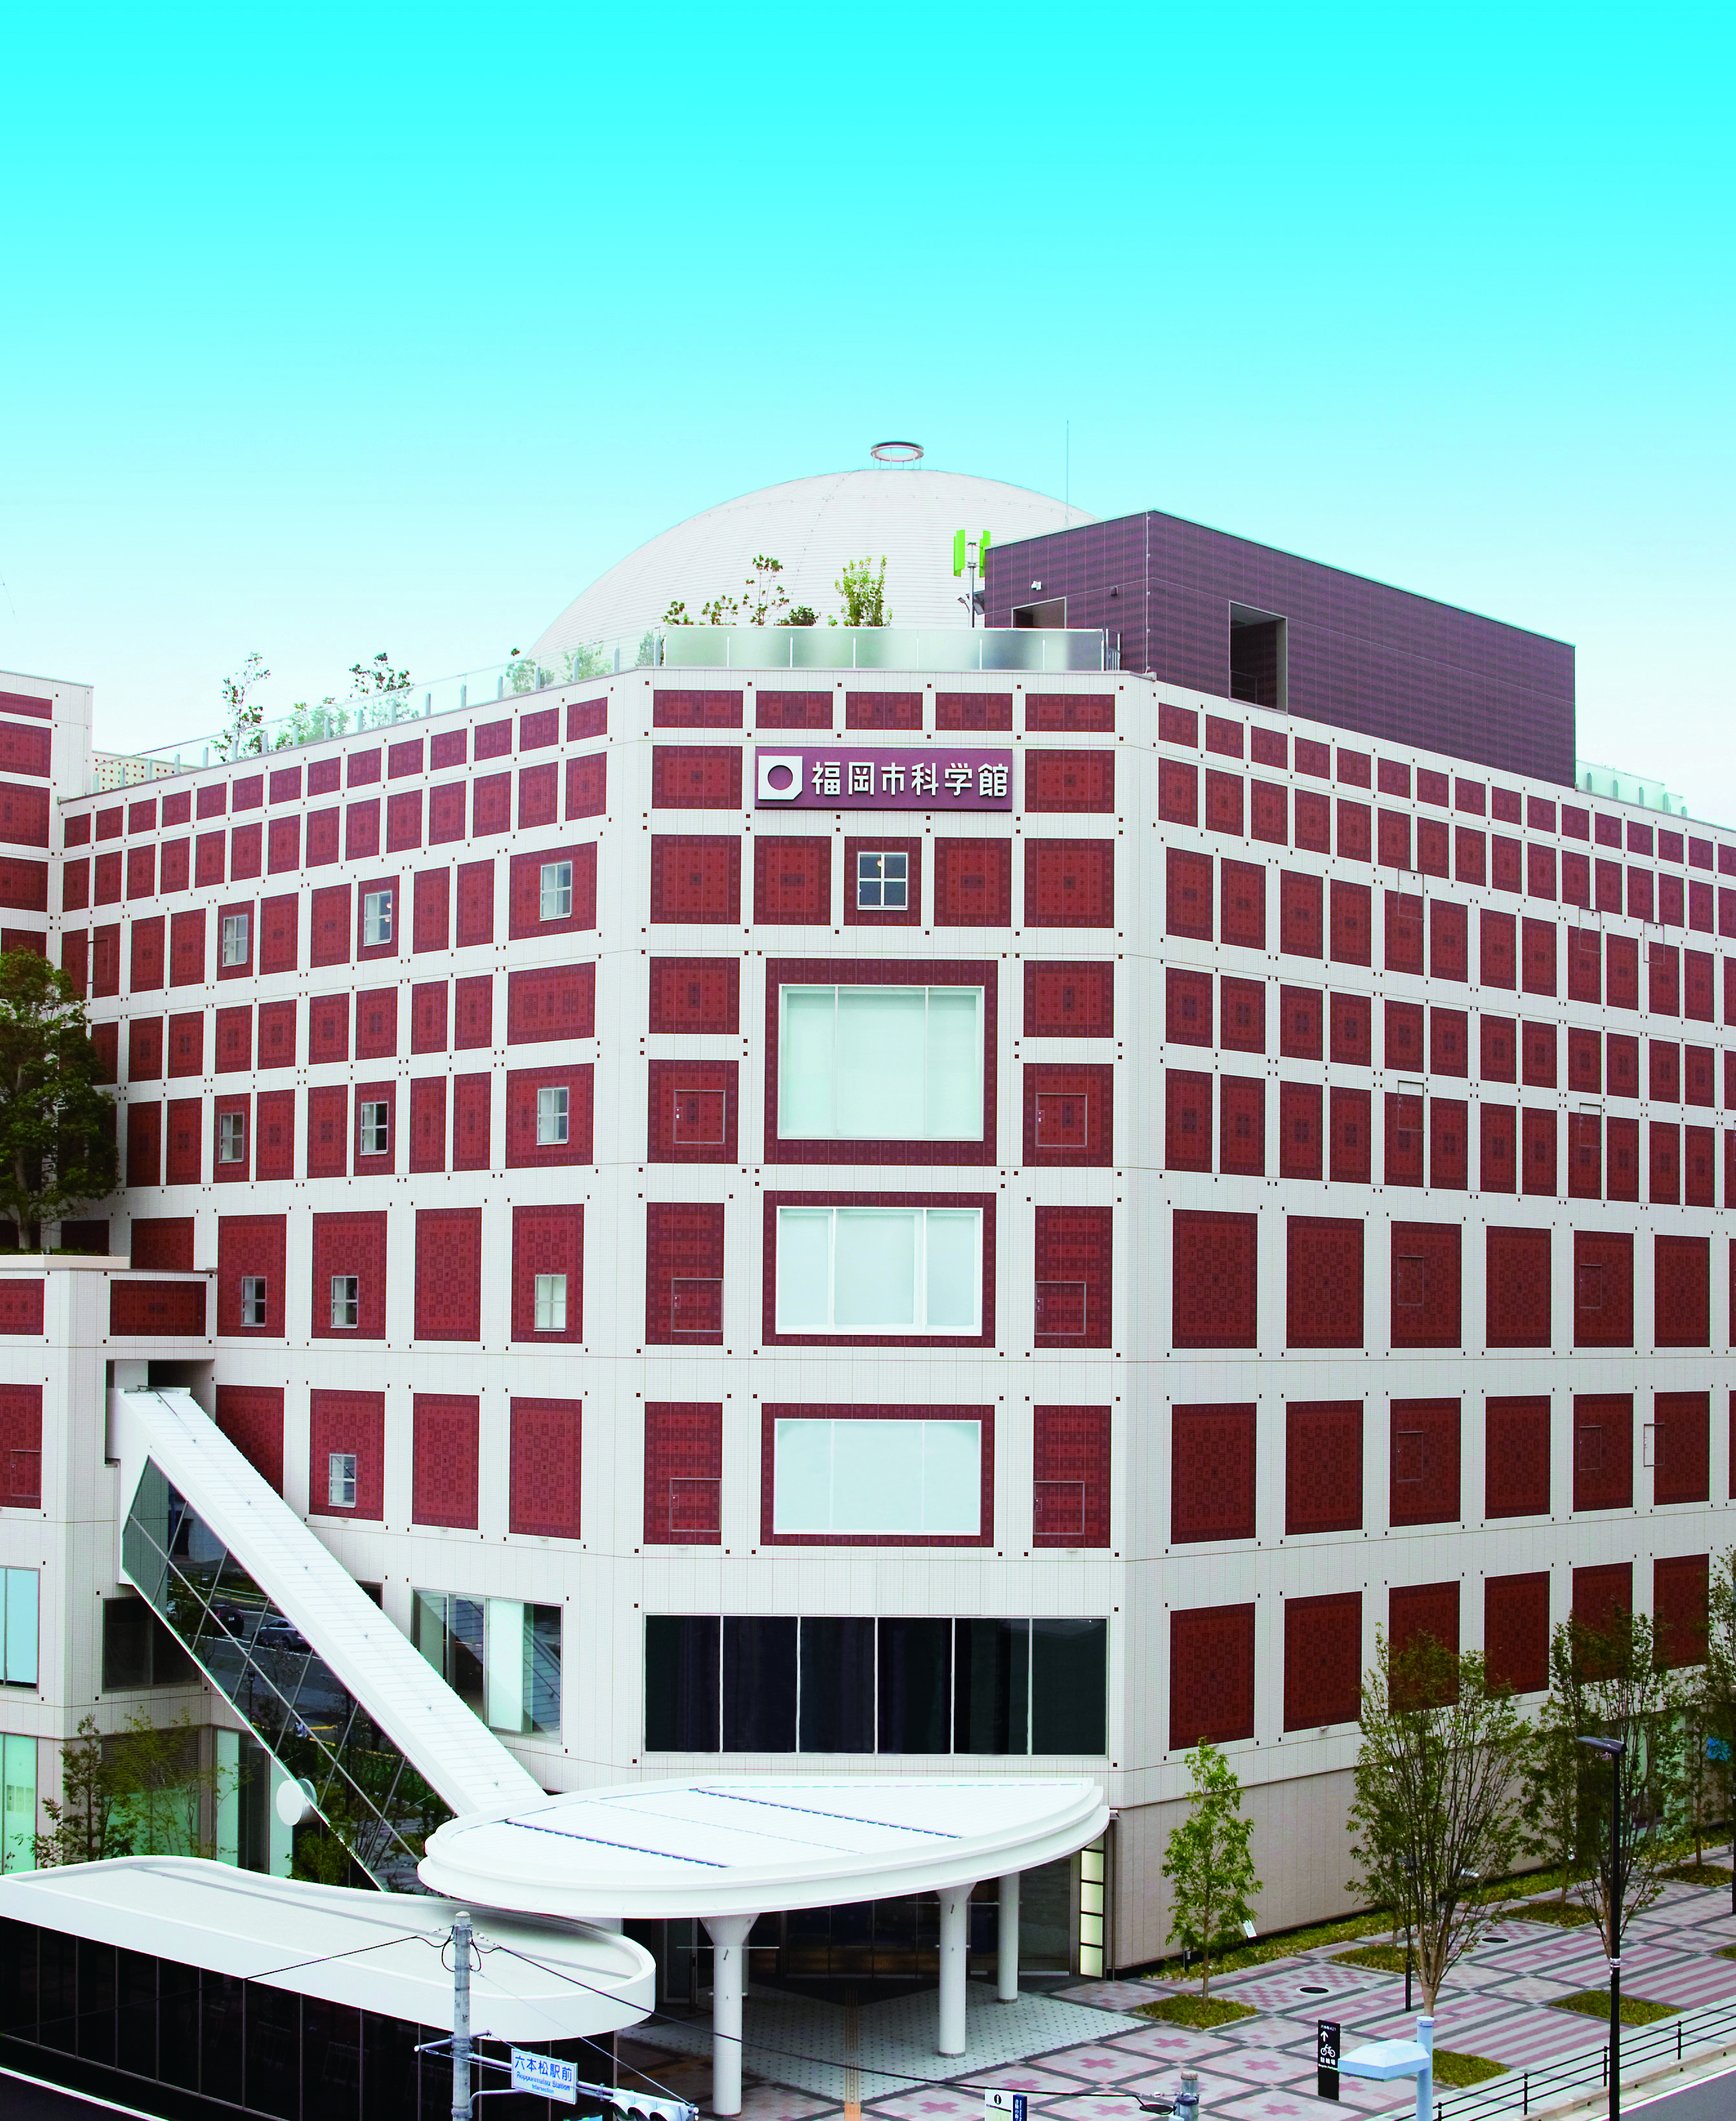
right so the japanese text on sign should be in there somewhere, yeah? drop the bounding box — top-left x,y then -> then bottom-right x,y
756,747 -> 1012,810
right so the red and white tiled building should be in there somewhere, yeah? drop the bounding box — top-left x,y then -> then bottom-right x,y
0,508 -> 1731,1980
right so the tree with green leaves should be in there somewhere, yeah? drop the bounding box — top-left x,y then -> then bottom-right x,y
1348,1631 -> 1528,2011
1161,1739 -> 1260,1996
109,1710 -> 232,1859
214,651 -> 271,761
833,555 -> 889,626
34,1716 -> 132,1866
1524,1608 -> 1686,1954
1697,1548 -> 1736,1865
0,951 -> 116,1250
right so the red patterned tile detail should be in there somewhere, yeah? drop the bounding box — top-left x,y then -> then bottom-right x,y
108,1279 -> 206,1337
1032,1405 -> 1110,1548
414,1207 -> 482,1341
215,1385 -> 283,1493
510,1398 -> 582,1539
1284,1592 -> 1361,1730
412,1394 -> 479,1530
1285,1401 -> 1361,1533
1390,1397 -> 1461,1524
1390,1581 -> 1459,1662
217,1215 -> 284,1337
1034,1205 -> 1111,1348
1024,960 -> 1112,1035
1023,1063 -> 1112,1168
932,838 -> 1012,926
1486,1396 -> 1550,1517
647,1059 -> 738,1165
1486,1225 -> 1551,1347
649,957 -> 739,1033
1573,1394 -> 1633,1512
1655,1233 -> 1710,1346
1170,1604 -> 1255,1750
1170,1404 -> 1256,1543
1173,1209 -> 1258,1348
511,1204 -> 582,1343
644,1403 -> 722,1542
1574,1230 -> 1633,1347
1655,1553 -> 1710,1668
310,1211 -> 386,1341
1655,1390 -> 1710,1505
646,1202 -> 724,1346
1287,1216 -> 1362,1348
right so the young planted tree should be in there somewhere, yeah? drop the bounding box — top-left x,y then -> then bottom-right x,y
34,1716 -> 131,1866
1524,1684 -> 1590,1901
1699,1549 -> 1736,1868
109,1710 -> 232,1859
1528,1610 -> 1686,1954
0,952 -> 117,1250
1348,1631 -> 1528,2011
833,555 -> 890,627
1161,1739 -> 1260,1996
214,651 -> 271,761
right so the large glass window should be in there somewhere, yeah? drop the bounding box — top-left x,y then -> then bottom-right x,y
411,1592 -> 560,1737
645,1613 -> 1106,1756
773,1417 -> 981,1536
0,1569 -> 37,1687
779,985 -> 982,1139
775,1207 -> 980,1334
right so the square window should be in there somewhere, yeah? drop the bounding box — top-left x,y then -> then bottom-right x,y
536,1085 -> 569,1145
856,850 -> 908,911
534,1273 -> 567,1332
217,1112 -> 246,1164
540,861 -> 573,920
221,913 -> 250,966
362,890 -> 393,947
328,1452 -> 358,1508
357,1100 -> 390,1155
330,1274 -> 359,1329
239,1276 -> 266,1327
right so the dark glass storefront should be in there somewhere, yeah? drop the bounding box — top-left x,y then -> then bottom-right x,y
0,1917 -> 602,2121
629,1857 -> 1078,2003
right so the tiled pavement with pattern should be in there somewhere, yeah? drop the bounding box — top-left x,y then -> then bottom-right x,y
616,1874 -> 1736,2121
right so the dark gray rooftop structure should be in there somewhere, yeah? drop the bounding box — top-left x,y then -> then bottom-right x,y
985,508 -> 1575,785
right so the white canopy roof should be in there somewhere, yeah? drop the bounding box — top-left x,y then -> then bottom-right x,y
0,1859 -> 653,2040
420,1775 -> 1108,1921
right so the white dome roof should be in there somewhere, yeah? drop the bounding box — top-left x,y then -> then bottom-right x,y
531,463 -> 1091,658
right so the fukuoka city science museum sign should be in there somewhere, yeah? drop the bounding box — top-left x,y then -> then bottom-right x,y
755,746 -> 1013,809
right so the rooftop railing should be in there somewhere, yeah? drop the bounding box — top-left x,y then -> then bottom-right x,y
105,627 -> 1111,782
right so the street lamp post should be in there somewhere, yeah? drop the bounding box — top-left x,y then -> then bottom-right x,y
1579,1736 -> 1627,2121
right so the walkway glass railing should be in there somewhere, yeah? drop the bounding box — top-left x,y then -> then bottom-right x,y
659,625 -> 1109,673
121,1460 -> 448,1891
108,627 -> 1112,782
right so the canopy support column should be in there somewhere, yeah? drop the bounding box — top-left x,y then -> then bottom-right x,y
938,1882 -> 975,2055
704,1913 -> 755,2117
997,1872 -> 1020,2001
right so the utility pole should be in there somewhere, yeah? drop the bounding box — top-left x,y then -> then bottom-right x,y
451,1910 -> 473,2121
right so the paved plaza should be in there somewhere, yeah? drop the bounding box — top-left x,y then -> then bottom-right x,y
615,1871 -> 1736,2121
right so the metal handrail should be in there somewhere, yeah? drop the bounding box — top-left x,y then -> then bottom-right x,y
1434,1990 -> 1736,2121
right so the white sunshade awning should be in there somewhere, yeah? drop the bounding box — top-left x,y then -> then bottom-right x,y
0,1859 -> 653,2040
420,1775 -> 1109,1920
112,1386 -> 544,1819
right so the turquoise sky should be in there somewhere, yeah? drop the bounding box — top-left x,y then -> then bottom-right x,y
3,4 -> 1731,813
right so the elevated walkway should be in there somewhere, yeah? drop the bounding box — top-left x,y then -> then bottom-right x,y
112,1386 -> 541,1889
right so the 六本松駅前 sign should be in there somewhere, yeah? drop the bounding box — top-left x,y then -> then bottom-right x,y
755,747 -> 1012,809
